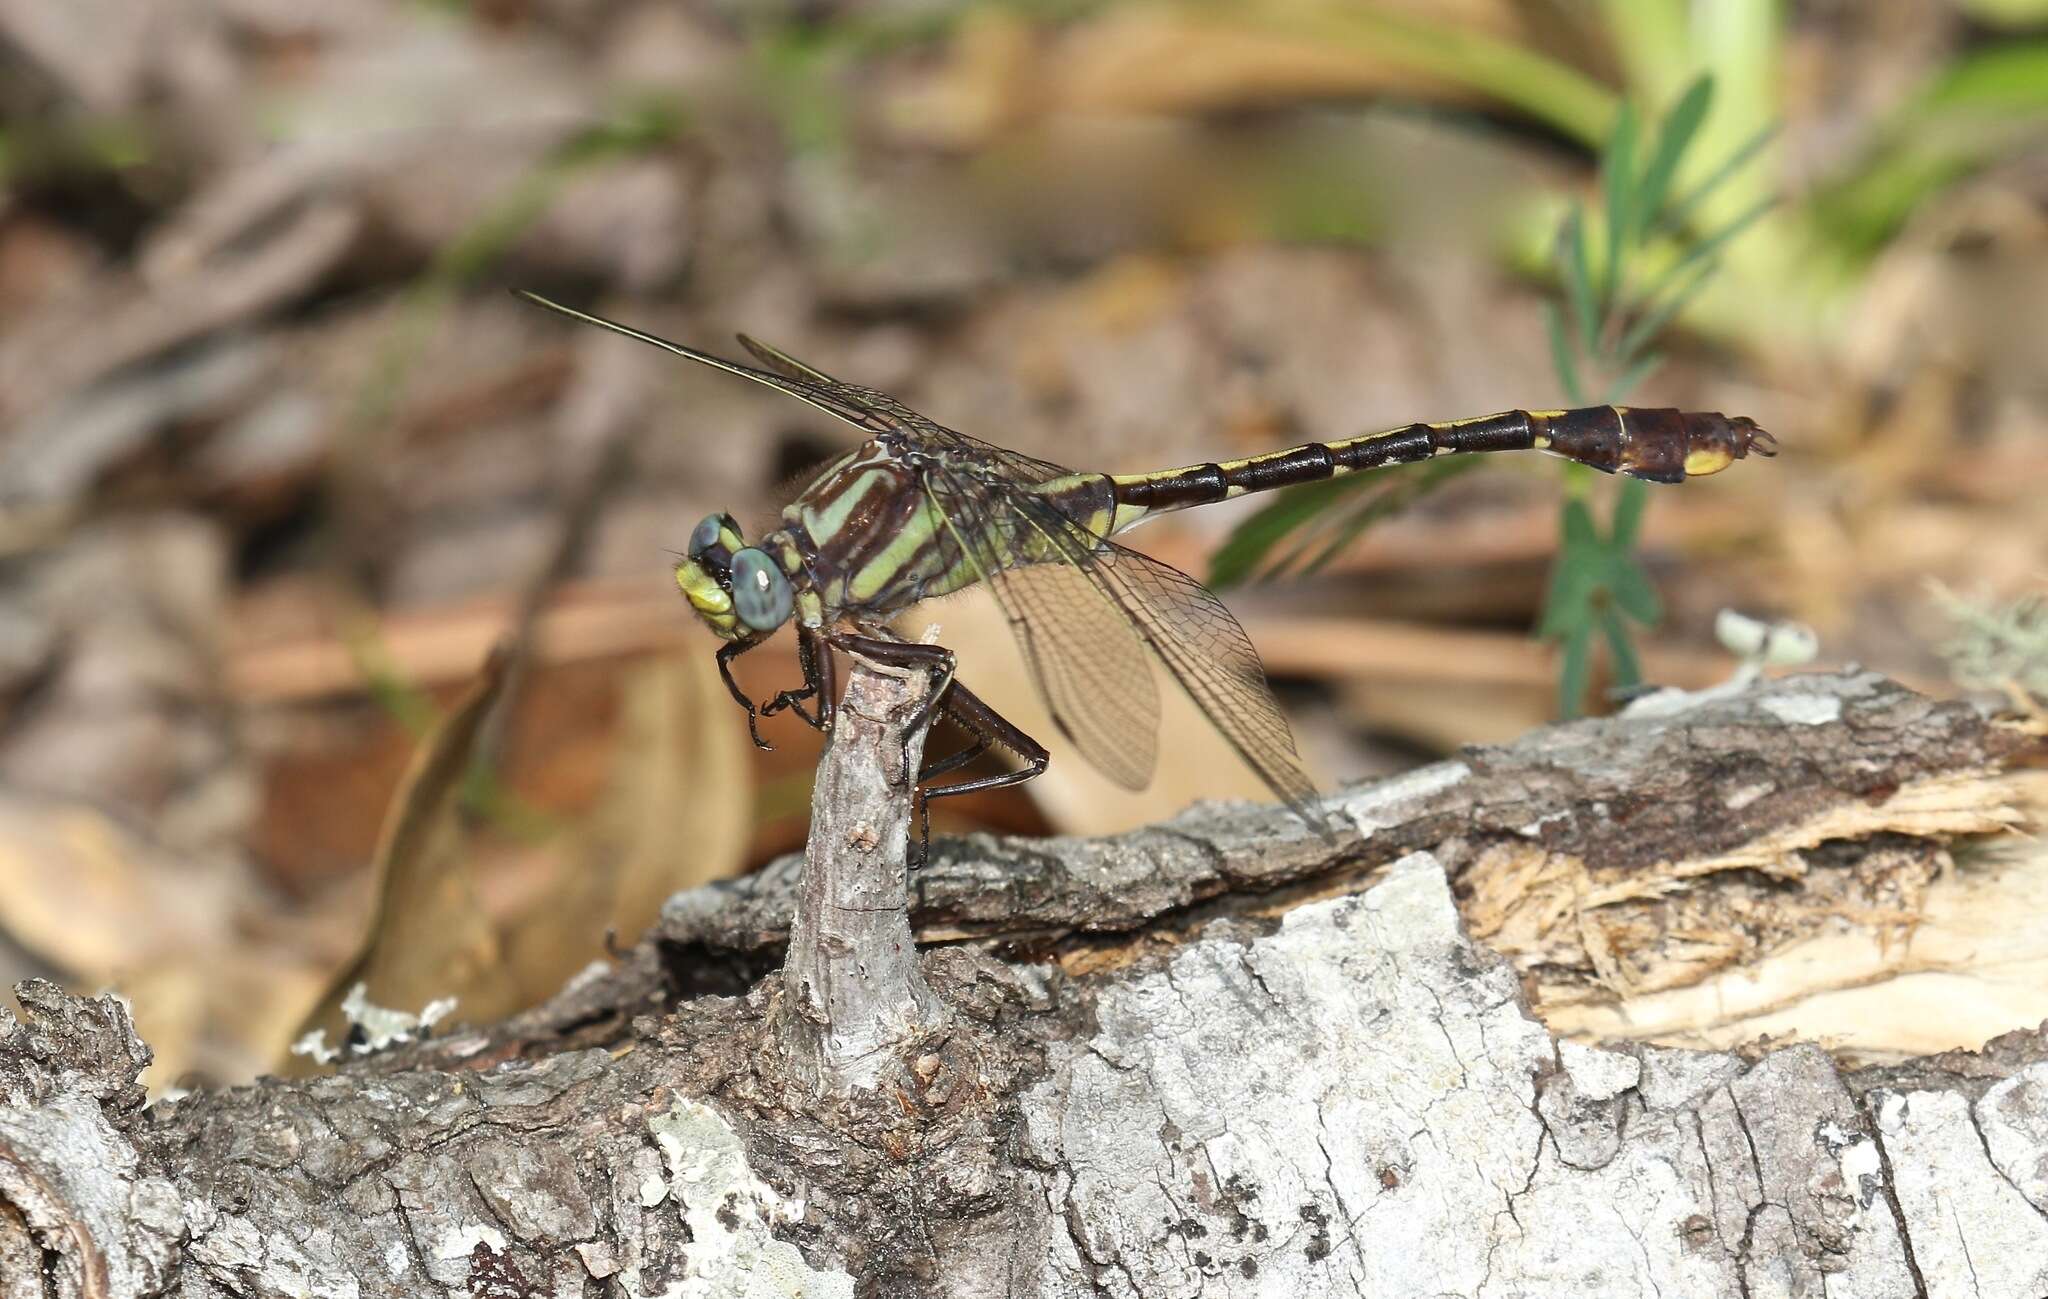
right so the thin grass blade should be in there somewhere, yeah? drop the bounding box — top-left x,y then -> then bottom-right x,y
1545,301 -> 1587,405
1209,473 -> 1363,588
1601,100 -> 1641,300
1658,122 -> 1778,235
1637,76 -> 1716,227
1598,602 -> 1643,686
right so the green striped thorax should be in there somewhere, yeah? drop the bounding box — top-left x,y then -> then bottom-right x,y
676,512 -> 805,642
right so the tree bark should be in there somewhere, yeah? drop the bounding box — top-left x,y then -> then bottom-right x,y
775,657 -> 948,1091
3,670 -> 2045,1298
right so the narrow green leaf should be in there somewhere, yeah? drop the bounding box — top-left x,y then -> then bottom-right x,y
1598,603 -> 1643,687
1658,122 -> 1778,235
1623,194 -> 1774,356
1267,475 -> 1389,580
1265,6 -> 1620,148
1919,40 -> 2048,113
1602,349 -> 1664,405
1610,478 -> 1650,547
1608,554 -> 1664,624
1559,209 -> 1600,355
1544,300 -> 1586,406
1538,534 -> 1593,637
1537,571 -> 1586,638
1295,458 -> 1481,577
1558,626 -> 1593,717
1561,497 -> 1599,548
1676,194 -> 1776,276
1636,76 -> 1715,228
1208,473 -> 1360,588
1602,101 -> 1641,298
1618,260 -> 1716,359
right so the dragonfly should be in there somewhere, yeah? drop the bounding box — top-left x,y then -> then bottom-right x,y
517,291 -> 1774,850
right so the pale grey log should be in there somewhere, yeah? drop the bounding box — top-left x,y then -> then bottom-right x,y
776,653 -> 949,1092
16,856 -> 2046,1297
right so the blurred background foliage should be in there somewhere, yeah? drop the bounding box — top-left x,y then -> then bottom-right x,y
0,0 -> 2044,1087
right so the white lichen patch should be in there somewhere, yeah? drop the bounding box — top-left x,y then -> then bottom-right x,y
431,1224 -> 507,1261
1977,1061 -> 2048,1214
295,986 -> 460,1063
1558,1040 -> 1641,1102
646,1098 -> 854,1299
637,1170 -> 668,1207
1341,761 -> 1469,836
1760,693 -> 1843,726
1019,854 -> 1750,1297
290,1030 -> 341,1065
1715,610 -> 1819,665
1516,809 -> 1569,838
342,983 -> 457,1052
1721,780 -> 1774,811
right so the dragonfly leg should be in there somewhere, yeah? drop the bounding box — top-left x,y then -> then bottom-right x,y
826,633 -> 1051,865
909,680 -> 1050,867
761,626 -> 830,731
825,632 -> 957,740
920,738 -> 989,782
715,640 -> 775,751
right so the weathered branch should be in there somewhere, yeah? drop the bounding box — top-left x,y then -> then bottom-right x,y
776,655 -> 948,1090
2,670 -> 2044,1297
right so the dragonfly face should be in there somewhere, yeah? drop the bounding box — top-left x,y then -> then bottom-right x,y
677,511 -> 794,642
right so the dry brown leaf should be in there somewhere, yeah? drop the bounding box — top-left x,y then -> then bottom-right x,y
0,794 -> 332,1087
284,644 -> 511,1073
497,652 -> 750,1005
0,796 -> 233,980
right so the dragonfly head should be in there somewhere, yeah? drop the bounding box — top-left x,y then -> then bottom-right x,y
677,512 -> 794,642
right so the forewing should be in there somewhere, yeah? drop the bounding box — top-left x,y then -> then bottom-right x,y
736,334 -> 840,385
516,292 -> 898,434
918,466 -> 1160,790
519,293 -> 1091,489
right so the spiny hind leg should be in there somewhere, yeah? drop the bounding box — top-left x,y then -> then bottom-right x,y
908,680 -> 1050,866
825,633 -> 1048,866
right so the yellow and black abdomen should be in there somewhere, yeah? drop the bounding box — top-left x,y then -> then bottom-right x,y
1109,406 -> 1774,530
1529,407 -> 1771,483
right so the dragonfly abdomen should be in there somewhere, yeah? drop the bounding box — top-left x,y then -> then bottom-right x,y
1109,406 -> 1774,529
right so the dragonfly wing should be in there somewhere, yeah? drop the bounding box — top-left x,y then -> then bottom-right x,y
1086,536 -> 1320,815
988,561 -> 1160,791
918,467 -> 1160,791
520,293 -> 1095,484
735,334 -> 841,386
515,291 -> 898,433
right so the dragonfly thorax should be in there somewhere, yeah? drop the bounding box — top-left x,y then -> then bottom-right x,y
676,511 -> 796,641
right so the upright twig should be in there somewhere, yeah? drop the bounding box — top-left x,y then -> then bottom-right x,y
776,654 -> 948,1091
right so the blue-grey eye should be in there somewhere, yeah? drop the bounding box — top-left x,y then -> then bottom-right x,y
688,513 -> 728,559
730,548 -> 792,632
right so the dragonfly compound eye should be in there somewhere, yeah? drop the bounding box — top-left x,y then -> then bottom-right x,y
730,548 -> 793,633
689,512 -> 744,562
